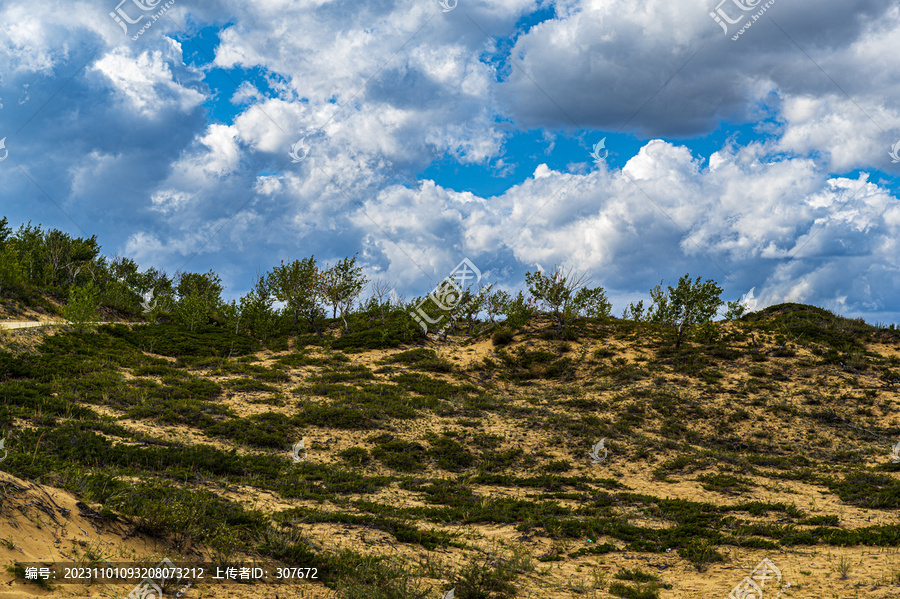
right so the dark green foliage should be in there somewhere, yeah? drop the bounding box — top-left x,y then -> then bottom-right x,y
223,377 -> 280,392
452,553 -> 519,599
542,460 -> 572,473
205,412 -> 298,449
104,323 -> 258,357
377,348 -> 453,372
0,351 -> 31,380
696,473 -> 752,494
828,472 -> 900,509
274,462 -> 393,497
330,318 -> 422,351
491,328 -> 514,346
607,581 -> 662,599
6,424 -> 281,482
371,439 -> 427,472
307,364 -> 375,383
338,446 -> 371,466
62,280 -> 100,331
752,303 -> 873,349
277,350 -> 349,368
614,568 -> 660,583
294,382 -> 423,428
676,538 -> 725,572
390,372 -> 475,401
6,221 -> 900,599
428,436 -> 474,471
495,348 -> 575,381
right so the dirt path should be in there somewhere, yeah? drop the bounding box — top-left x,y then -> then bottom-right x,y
0,321 -> 65,330
0,321 -> 113,330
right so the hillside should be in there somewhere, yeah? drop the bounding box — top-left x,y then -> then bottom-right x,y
0,305 -> 899,598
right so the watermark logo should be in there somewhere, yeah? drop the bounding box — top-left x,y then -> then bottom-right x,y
174,581 -> 191,598
728,558 -> 790,599
127,557 -> 178,599
439,0 -> 457,12
0,137 -> 8,162
588,438 -> 607,464
590,138 -> 608,163
288,139 -> 308,163
292,439 -> 307,463
889,139 -> 900,163
890,440 -> 900,464
710,0 -> 775,40
140,290 -> 157,314
740,287 -> 758,313
409,258 -> 483,335
109,0 -> 177,40
0,437 -> 7,462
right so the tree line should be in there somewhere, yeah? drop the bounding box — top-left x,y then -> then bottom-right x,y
0,217 -> 747,345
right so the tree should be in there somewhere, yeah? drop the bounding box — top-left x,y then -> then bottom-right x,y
140,268 -> 174,323
645,274 -> 724,348
42,228 -> 100,288
240,274 -> 278,341
722,297 -> 748,321
175,291 -> 208,331
456,282 -> 493,334
622,299 -> 645,321
174,270 -> 223,331
485,288 -> 510,324
267,257 -> 325,335
501,290 -> 536,331
0,242 -> 24,298
63,281 -> 100,332
0,217 -> 10,245
321,254 -> 368,332
363,280 -> 395,326
525,265 -> 611,334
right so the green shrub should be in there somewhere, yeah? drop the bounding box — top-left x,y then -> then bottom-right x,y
370,439 -> 427,472
492,328 -> 514,346
338,447 -> 371,466
607,581 -> 661,599
452,553 -> 518,599
677,538 -> 724,572
63,281 -> 100,331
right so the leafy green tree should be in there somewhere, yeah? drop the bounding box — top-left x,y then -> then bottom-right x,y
723,297 -> 748,321
174,270 -> 223,331
645,274 -> 724,348
267,257 -> 325,335
63,281 -> 100,332
622,299 -> 645,321
0,242 -> 24,298
485,288 -> 510,324
321,254 -> 368,331
175,291 -> 209,331
240,274 -> 278,341
455,282 -> 493,334
221,300 -> 241,335
43,228 -> 100,288
501,290 -> 536,331
525,265 -> 610,334
11,223 -> 47,285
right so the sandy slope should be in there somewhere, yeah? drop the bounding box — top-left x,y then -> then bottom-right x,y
0,471 -> 330,599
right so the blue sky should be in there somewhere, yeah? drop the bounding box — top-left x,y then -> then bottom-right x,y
1,0 -> 899,322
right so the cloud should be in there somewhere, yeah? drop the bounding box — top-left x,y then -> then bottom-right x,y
1,0 -> 899,324
91,41 -> 205,118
